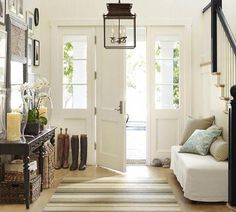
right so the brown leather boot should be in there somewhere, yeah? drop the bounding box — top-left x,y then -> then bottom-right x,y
79,134 -> 87,171
62,128 -> 70,169
70,135 -> 79,171
55,128 -> 65,169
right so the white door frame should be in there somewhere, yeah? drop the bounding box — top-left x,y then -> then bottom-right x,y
50,19 -> 191,167
51,24 -> 96,165
146,24 -> 191,164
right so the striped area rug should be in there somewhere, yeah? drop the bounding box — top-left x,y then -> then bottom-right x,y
44,177 -> 181,212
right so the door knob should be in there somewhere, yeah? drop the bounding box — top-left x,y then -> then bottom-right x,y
114,101 -> 123,114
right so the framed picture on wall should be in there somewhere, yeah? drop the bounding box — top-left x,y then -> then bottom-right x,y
33,39 -> 40,66
8,0 -> 16,14
0,0 -> 6,25
28,38 -> 33,66
26,11 -> 34,35
16,0 -> 23,19
0,30 -> 7,87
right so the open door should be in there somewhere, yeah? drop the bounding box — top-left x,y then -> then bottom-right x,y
96,27 -> 126,172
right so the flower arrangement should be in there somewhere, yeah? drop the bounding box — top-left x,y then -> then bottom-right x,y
21,77 -> 51,127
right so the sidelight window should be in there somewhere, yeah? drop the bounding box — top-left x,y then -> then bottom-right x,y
63,35 -> 87,109
155,37 -> 180,109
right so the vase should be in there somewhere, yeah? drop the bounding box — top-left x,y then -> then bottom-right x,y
24,122 -> 41,136
39,88 -> 53,129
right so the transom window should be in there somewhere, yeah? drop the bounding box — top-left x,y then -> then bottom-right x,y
155,37 -> 180,109
63,35 -> 87,109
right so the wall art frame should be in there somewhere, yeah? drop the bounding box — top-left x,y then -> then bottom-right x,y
33,39 -> 40,66
0,0 -> 6,25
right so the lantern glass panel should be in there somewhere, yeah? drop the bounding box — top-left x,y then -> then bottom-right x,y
104,18 -> 135,49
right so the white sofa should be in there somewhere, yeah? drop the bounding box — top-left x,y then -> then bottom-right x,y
170,145 -> 228,202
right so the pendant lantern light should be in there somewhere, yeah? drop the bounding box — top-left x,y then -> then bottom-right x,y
103,0 -> 136,49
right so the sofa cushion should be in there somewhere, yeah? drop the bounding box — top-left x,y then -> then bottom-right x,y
207,124 -> 222,132
210,136 -> 228,161
180,116 -> 215,145
179,129 -> 222,155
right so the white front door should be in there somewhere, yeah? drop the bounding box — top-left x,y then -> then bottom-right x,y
95,27 -> 126,172
149,26 -> 189,160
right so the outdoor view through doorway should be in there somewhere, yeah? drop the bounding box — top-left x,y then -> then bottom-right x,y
126,28 -> 147,164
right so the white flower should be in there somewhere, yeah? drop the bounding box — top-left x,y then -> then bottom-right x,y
38,92 -> 49,98
42,77 -> 50,87
23,95 -> 33,100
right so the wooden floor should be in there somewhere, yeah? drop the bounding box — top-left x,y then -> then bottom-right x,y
0,166 -> 231,212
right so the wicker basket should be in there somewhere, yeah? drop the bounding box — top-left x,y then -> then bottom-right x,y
0,174 -> 41,204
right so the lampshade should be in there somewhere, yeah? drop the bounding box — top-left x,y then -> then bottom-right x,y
103,1 -> 136,49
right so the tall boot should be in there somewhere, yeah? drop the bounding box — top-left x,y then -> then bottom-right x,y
55,128 -> 65,169
70,135 -> 79,171
62,128 -> 70,169
79,134 -> 87,171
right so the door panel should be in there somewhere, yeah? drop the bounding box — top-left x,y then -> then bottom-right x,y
96,27 -> 126,172
150,27 -> 185,160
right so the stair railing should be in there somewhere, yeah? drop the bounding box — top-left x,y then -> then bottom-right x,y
203,0 -> 236,208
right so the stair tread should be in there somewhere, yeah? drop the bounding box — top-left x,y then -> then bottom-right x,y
212,72 -> 221,75
220,97 -> 230,101
215,84 -> 225,87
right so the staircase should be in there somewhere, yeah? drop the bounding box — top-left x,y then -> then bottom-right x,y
203,0 -> 236,208
203,0 -> 236,114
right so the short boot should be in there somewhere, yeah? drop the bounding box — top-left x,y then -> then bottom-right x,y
55,128 -> 65,169
70,135 -> 79,171
62,128 -> 70,169
79,134 -> 87,171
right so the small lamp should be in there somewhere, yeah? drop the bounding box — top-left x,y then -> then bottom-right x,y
103,0 -> 136,49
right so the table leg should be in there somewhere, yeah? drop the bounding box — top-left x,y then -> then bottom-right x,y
23,156 -> 30,209
39,145 -> 46,191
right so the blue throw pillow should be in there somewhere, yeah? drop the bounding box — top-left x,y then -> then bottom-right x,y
179,129 -> 222,155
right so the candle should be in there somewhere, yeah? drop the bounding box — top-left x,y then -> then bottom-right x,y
7,112 -> 21,141
111,28 -> 115,37
39,106 -> 48,119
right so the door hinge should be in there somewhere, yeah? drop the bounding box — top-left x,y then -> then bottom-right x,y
94,142 -> 97,150
94,71 -> 97,80
94,107 -> 97,115
94,36 -> 97,45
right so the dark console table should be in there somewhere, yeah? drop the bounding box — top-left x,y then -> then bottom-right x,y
0,127 -> 56,209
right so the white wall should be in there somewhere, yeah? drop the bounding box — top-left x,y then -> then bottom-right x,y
40,0 -> 211,115
0,0 -> 41,70
39,0 -> 236,162
200,0 -> 236,140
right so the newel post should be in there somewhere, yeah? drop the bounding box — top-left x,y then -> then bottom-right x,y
228,85 -> 236,207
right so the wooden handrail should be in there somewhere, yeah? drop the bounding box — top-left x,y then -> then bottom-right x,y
217,8 -> 236,56
202,2 -> 211,13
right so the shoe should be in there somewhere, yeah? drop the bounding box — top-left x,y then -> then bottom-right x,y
70,135 -> 79,171
79,134 -> 87,171
62,128 -> 70,169
55,128 -> 65,169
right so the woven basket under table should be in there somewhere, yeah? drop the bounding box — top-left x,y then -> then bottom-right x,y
0,174 -> 41,204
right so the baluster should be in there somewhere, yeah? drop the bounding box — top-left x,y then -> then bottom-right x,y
224,34 -> 228,97
231,49 -> 234,93
234,55 -> 236,85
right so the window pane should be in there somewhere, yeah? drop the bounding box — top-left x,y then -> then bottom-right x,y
11,85 -> 22,110
155,38 -> 180,109
63,85 -> 87,109
11,62 -> 23,85
63,60 -> 87,84
155,84 -> 179,109
63,35 -> 87,109
63,36 -> 87,59
0,59 -> 4,86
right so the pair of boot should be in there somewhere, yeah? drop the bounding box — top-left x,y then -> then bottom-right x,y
55,128 -> 70,169
70,134 -> 87,171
